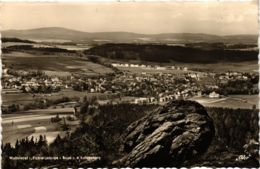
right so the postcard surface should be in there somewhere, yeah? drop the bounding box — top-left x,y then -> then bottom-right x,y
1,1 -> 259,168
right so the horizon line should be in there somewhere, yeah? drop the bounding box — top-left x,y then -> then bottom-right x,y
2,26 -> 258,36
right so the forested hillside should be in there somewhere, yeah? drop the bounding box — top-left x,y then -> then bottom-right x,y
85,44 -> 258,63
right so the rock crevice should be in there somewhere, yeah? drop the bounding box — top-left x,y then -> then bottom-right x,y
116,100 -> 215,167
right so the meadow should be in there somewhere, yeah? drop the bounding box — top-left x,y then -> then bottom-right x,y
2,51 -> 113,77
106,58 -> 258,74
2,107 -> 79,146
117,66 -> 195,75
170,61 -> 259,73
2,89 -> 115,107
191,94 -> 259,109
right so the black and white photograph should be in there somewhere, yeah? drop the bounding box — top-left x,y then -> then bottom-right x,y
0,1 -> 259,168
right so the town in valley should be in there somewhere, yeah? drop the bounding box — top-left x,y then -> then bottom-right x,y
1,2 -> 259,168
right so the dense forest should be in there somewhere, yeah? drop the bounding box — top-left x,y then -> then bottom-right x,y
85,43 -> 258,63
207,107 -> 259,150
2,102 -> 259,168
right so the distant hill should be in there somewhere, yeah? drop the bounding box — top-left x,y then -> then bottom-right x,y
1,37 -> 36,43
2,27 -> 87,41
85,43 -> 258,63
2,27 -> 258,44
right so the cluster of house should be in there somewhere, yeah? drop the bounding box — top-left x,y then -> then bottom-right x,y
111,63 -> 188,71
3,65 -> 219,99
133,93 -> 183,104
21,77 -> 63,93
2,74 -> 64,93
3,62 -> 258,102
216,72 -> 256,84
71,73 -> 203,102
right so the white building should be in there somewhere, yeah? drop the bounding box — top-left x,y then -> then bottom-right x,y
134,97 -> 149,104
209,91 -> 220,98
156,66 -> 166,70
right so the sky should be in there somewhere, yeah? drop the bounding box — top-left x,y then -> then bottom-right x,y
0,1 -> 258,35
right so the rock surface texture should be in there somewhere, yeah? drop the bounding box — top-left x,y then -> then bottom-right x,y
116,100 -> 215,167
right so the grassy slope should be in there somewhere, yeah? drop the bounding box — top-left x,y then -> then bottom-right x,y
2,51 -> 114,76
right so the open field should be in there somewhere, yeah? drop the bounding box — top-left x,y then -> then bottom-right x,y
190,94 -> 259,109
2,88 -> 115,106
2,107 -> 79,146
2,42 -> 34,47
54,44 -> 92,51
2,51 -> 114,76
2,107 -> 75,119
169,61 -> 259,73
106,58 -> 258,73
117,66 -> 195,75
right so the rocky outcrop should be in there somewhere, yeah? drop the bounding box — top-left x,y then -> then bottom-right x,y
115,100 -> 215,167
243,139 -> 259,163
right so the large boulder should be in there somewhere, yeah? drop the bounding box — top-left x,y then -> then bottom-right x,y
115,100 -> 215,167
